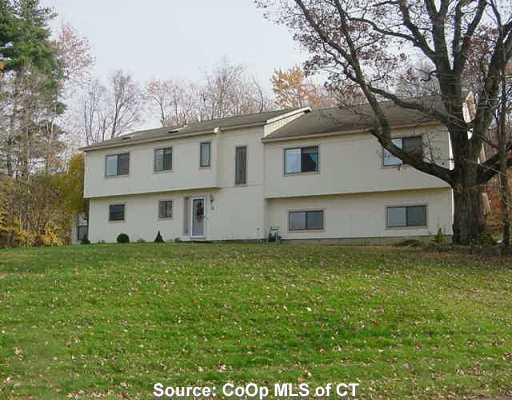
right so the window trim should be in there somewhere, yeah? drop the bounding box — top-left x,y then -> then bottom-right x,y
199,142 -> 211,168
385,204 -> 428,229
154,146 -> 173,173
382,135 -> 423,168
158,199 -> 174,220
288,209 -> 325,232
284,145 -> 320,176
105,152 -> 130,177
108,203 -> 126,222
235,145 -> 248,186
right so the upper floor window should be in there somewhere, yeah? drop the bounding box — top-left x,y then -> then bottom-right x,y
383,136 -> 423,166
289,210 -> 324,231
285,146 -> 319,174
154,147 -> 173,172
158,200 -> 173,219
235,146 -> 247,185
109,204 -> 125,222
105,153 -> 129,177
200,142 -> 211,168
386,205 -> 427,228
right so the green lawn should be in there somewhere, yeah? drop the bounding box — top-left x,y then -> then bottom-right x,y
0,243 -> 511,399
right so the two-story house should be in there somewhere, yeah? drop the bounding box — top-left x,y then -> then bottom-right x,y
80,100 -> 454,243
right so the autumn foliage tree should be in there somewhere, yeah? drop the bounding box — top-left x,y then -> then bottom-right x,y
272,65 -> 337,108
258,0 -> 512,244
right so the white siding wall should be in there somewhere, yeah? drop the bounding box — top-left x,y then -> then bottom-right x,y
264,126 -> 451,198
266,188 -> 453,240
87,127 -> 267,243
84,122 -> 454,243
84,134 -> 218,198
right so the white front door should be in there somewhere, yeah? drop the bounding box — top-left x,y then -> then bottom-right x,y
191,197 -> 206,238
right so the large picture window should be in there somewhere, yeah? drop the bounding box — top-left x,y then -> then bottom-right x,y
154,147 -> 173,172
109,204 -> 125,222
289,210 -> 324,231
105,153 -> 129,176
285,146 -> 319,174
383,136 -> 423,166
386,205 -> 427,228
200,142 -> 211,168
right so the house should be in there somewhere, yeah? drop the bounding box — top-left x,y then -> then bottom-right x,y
79,99 -> 455,243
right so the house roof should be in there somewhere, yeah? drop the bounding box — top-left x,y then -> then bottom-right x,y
263,97 -> 444,142
80,108 -> 303,151
81,96 -> 447,151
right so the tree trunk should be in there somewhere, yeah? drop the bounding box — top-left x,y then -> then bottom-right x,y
452,178 -> 486,245
498,147 -> 511,247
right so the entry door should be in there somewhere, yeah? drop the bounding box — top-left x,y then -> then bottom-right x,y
191,197 -> 206,238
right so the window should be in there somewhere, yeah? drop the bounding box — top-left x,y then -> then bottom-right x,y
105,153 -> 129,176
285,146 -> 319,174
154,147 -> 172,172
383,136 -> 423,166
386,205 -> 427,228
159,200 -> 173,219
109,204 -> 125,222
200,142 -> 211,168
235,146 -> 247,185
289,210 -> 324,231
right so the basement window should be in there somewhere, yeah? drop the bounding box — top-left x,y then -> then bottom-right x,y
109,204 -> 125,222
158,200 -> 173,219
289,210 -> 324,231
386,205 -> 427,228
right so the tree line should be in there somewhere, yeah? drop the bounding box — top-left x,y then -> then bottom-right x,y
1,0 -> 511,248
0,0 -> 335,247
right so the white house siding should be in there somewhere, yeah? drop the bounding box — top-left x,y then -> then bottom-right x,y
264,126 -> 451,198
266,188 -> 453,241
84,134 -> 218,199
87,126 -> 268,243
88,186 -> 266,243
83,112 -> 455,244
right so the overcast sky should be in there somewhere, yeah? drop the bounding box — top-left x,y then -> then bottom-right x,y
41,0 -> 306,88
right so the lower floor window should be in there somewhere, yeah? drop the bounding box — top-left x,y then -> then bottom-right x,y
386,205 -> 427,228
109,204 -> 125,221
159,200 -> 173,219
289,210 -> 324,231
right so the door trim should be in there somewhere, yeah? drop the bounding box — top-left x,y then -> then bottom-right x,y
190,196 -> 207,239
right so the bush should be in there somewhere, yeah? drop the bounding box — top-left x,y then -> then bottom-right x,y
80,237 -> 91,245
116,233 -> 130,244
136,238 -> 146,243
432,228 -> 446,244
154,231 -> 164,243
174,237 -> 182,243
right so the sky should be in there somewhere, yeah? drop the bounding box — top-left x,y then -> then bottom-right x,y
41,0 -> 306,87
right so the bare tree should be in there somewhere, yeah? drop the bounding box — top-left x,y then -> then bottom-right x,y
258,0 -> 512,244
199,59 -> 272,120
144,60 -> 273,128
108,70 -> 142,138
144,79 -> 199,127
79,78 -> 109,145
76,71 -> 142,145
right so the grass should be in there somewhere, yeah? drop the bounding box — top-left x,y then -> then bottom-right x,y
0,243 -> 511,399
